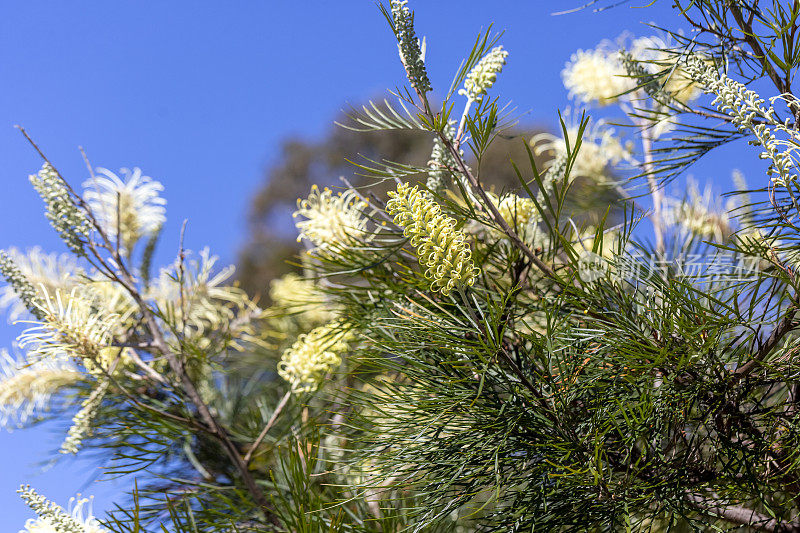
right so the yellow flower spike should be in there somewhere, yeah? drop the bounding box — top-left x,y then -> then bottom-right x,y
386,182 -> 480,296
278,322 -> 349,393
294,185 -> 372,251
269,273 -> 334,328
492,193 -> 539,234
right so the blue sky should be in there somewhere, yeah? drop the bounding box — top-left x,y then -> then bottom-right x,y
0,0 -> 768,527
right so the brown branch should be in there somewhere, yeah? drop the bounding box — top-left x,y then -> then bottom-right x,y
437,130 -> 557,281
729,4 -> 800,124
686,493 -> 800,532
17,127 -> 121,259
729,5 -> 785,92
735,307 -> 799,379
244,390 -> 292,465
119,267 -> 274,516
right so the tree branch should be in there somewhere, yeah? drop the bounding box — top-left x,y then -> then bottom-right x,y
729,4 -> 800,123
735,307 -> 799,379
244,390 -> 292,465
686,493 -> 800,532
437,129 -> 558,280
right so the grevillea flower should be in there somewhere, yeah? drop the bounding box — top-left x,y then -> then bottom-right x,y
18,485 -> 108,533
148,247 -> 255,341
563,35 -> 702,108
294,186 -> 372,251
390,0 -> 431,92
426,123 -> 459,194
386,182 -> 480,295
278,323 -> 349,393
17,287 -> 121,372
459,46 -> 509,103
0,350 -> 81,429
0,248 -> 82,322
0,252 -> 44,322
269,273 -> 334,326
684,55 -> 799,189
83,167 -> 166,252
577,226 -> 620,259
487,192 -> 540,236
628,35 -> 702,104
562,45 -> 633,106
662,179 -> 735,242
60,380 -> 108,454
532,117 -> 634,184
30,164 -> 91,257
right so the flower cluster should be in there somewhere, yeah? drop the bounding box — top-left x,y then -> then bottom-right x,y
0,248 -> 82,322
577,225 -> 619,259
294,186 -> 372,251
0,350 -> 80,429
18,288 -> 121,371
0,252 -> 44,321
683,56 -> 799,189
18,485 -> 107,533
390,0 -> 430,92
662,179 -> 735,242
628,36 -> 702,104
459,46 -> 508,103
562,44 -> 631,106
269,273 -> 334,327
278,323 -> 349,393
562,35 -> 702,108
60,380 -> 108,455
387,182 -> 480,295
29,164 -> 91,257
84,280 -> 137,326
149,248 -> 257,347
539,153 -> 569,198
533,117 -> 633,185
83,167 -> 166,253
487,192 -> 540,236
427,123 -> 459,194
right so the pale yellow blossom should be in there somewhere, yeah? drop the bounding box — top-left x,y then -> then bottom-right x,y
278,323 -> 349,393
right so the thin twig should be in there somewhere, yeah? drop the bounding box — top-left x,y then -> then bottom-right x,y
685,493 -> 800,532
637,117 -> 664,257
735,307 -> 799,379
244,390 -> 292,464
78,146 -> 96,180
729,4 -> 800,125
178,219 -> 189,340
437,127 -> 557,280
126,348 -> 170,385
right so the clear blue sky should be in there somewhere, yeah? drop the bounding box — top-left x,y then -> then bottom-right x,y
0,0 -> 767,527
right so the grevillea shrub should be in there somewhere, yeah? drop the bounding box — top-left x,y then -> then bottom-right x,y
6,1 -> 800,531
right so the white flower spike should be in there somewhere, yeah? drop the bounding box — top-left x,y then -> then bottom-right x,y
83,167 -> 166,252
